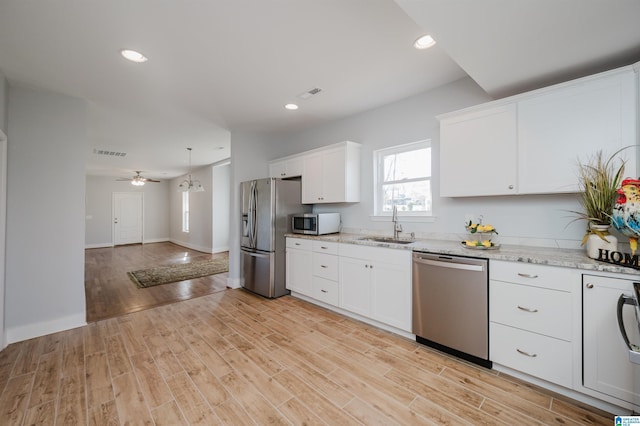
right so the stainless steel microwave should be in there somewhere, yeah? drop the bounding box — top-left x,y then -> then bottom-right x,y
291,213 -> 341,235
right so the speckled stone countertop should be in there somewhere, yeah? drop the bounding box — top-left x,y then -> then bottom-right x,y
286,233 -> 640,276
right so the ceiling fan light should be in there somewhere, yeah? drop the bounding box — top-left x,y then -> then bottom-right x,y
131,179 -> 145,186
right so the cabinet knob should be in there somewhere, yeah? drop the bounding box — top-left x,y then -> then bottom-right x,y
281,173 -> 286,176
320,265 -> 328,268
321,289 -> 327,293
509,185 -> 514,189
586,283 -> 594,289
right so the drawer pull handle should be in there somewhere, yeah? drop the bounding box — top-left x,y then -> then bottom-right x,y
321,289 -> 328,293
517,273 -> 539,278
517,305 -> 538,313
586,283 -> 594,289
295,243 -> 301,246
321,246 -> 328,249
320,265 -> 328,268
516,348 -> 537,358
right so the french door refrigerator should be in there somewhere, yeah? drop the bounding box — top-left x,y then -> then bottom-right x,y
240,178 -> 310,298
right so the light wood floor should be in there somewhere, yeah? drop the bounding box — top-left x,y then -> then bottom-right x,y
85,242 -> 229,322
0,288 -> 615,425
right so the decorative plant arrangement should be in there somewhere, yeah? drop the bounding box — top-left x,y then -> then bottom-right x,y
569,150 -> 625,259
463,218 -> 499,249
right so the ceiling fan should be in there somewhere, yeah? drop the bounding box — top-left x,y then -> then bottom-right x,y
117,171 -> 160,186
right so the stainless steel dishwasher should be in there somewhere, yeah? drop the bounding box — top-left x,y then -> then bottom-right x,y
412,251 -> 491,368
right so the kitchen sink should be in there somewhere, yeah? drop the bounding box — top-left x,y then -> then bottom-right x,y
359,237 -> 414,245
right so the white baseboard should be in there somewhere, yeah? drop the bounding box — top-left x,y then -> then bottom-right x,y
169,239 -> 213,254
227,277 -> 242,289
6,313 -> 87,344
211,246 -> 229,254
143,238 -> 170,244
85,243 -> 114,249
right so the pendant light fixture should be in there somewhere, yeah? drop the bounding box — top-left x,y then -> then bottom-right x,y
178,148 -> 204,192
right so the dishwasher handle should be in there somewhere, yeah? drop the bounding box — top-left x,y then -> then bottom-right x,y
413,256 -> 485,272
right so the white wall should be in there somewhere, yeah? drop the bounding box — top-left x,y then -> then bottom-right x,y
0,71 -> 7,348
5,85 -> 87,343
170,165 -> 214,253
85,176 -> 170,247
212,162 -> 230,253
264,77 -> 589,248
0,70 -> 7,133
228,131 -> 271,288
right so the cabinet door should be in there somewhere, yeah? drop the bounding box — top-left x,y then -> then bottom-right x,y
286,248 -> 312,296
269,158 -> 303,178
518,70 -> 637,194
321,149 -> 346,203
268,161 -> 286,178
302,153 -> 323,203
583,274 -> 640,405
339,257 -> 372,317
440,104 -> 517,197
371,260 -> 411,332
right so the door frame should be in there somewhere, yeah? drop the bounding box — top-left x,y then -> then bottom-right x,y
112,192 -> 144,245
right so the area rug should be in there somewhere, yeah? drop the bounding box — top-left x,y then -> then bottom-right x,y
128,258 -> 229,288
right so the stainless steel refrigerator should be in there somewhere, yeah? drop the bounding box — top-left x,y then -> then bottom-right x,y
240,178 -> 310,298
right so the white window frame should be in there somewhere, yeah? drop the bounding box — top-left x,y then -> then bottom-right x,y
372,140 -> 434,221
182,191 -> 190,233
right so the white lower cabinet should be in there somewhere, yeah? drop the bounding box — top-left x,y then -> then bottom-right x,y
285,237 -> 412,333
490,322 -> 573,388
339,244 -> 412,332
285,238 -> 312,296
339,256 -> 372,317
489,261 -> 579,388
583,274 -> 640,407
311,241 -> 340,307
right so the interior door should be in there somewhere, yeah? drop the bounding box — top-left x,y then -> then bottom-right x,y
113,192 -> 143,245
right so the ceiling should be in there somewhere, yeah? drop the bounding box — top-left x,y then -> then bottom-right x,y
0,1 -> 639,180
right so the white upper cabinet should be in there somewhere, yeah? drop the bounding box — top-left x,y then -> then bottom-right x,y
440,104 -> 517,197
302,141 -> 361,204
268,156 -> 303,179
438,64 -> 639,197
518,70 -> 637,194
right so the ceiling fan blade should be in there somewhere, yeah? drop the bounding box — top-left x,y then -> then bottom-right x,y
141,178 -> 161,182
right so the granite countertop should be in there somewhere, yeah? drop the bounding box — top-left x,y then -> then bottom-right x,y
286,232 -> 640,276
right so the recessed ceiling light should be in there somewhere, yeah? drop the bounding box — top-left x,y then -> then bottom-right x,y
120,49 -> 148,63
414,35 -> 436,50
284,103 -> 299,110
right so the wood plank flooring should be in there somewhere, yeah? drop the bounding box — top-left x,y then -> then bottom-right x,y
85,242 -> 228,322
0,288 -> 615,425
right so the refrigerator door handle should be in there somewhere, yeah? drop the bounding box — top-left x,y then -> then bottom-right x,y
248,180 -> 258,248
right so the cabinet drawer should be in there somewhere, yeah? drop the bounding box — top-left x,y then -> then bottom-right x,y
490,280 -> 572,341
490,260 -> 576,292
313,253 -> 339,281
287,238 -> 312,251
490,322 -> 572,388
312,277 -> 339,306
313,240 -> 339,255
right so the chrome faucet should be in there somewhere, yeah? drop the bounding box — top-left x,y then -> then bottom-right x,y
392,205 -> 403,239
